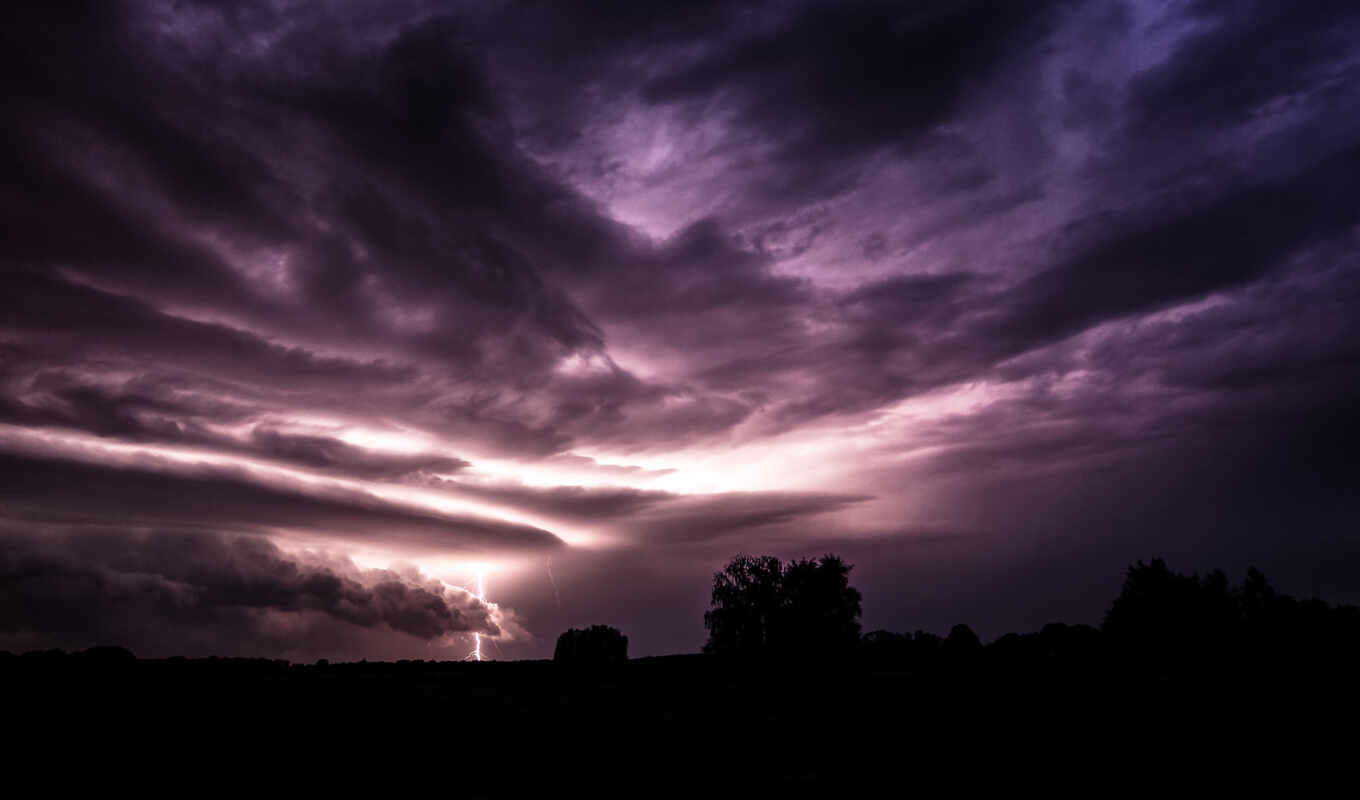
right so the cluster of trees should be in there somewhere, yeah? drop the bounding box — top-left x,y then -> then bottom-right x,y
862,622 -> 1105,677
1100,558 -> 1360,673
702,554 -> 862,661
860,559 -> 1360,676
544,554 -> 863,673
697,554 -> 1359,676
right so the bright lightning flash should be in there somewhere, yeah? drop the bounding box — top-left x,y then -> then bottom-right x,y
462,570 -> 488,662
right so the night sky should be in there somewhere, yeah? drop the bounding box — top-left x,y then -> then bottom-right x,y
2,0 -> 1359,661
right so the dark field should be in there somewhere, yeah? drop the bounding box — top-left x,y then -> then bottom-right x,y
6,666 -> 1359,798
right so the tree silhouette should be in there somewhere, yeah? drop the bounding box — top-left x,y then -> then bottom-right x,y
703,553 -> 861,660
1097,558 -> 1360,674
703,554 -> 784,656
777,555 -> 863,655
1102,558 -> 1208,671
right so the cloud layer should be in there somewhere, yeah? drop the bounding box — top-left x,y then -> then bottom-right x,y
0,525 -> 505,659
2,0 -> 1358,656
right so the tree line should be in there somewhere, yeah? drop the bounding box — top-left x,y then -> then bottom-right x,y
549,553 -> 1359,676
687,554 -> 1360,676
6,555 -> 1357,676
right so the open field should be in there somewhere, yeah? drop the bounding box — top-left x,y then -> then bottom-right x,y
6,665 -> 1358,797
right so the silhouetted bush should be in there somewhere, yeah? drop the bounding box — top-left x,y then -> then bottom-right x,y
554,625 -> 628,669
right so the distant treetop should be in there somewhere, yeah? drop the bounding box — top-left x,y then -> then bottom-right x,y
554,624 -> 628,666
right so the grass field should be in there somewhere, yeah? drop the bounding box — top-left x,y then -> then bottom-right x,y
7,666 -> 1359,797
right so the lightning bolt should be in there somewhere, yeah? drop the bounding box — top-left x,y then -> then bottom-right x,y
546,557 -> 561,609
456,570 -> 489,662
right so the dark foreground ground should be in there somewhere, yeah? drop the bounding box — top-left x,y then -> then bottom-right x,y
6,664 -> 1358,798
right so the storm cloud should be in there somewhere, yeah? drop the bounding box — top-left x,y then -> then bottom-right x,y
2,0 -> 1358,657
0,526 -> 505,658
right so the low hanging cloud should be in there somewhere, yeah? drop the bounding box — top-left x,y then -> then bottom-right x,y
0,526 -> 504,657
625,491 -> 871,546
247,427 -> 470,479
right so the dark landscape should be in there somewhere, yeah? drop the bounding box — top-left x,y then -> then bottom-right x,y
10,667 -> 1358,797
8,558 -> 1360,797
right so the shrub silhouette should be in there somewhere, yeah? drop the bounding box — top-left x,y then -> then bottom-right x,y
553,625 -> 628,667
703,553 -> 861,660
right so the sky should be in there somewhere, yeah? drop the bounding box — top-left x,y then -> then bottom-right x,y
2,0 -> 1359,661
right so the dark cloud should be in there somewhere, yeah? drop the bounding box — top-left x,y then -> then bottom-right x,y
0,451 -> 562,554
640,1 -> 1070,161
248,428 -> 468,479
0,362 -> 252,443
626,491 -> 870,546
0,526 -> 500,656
420,478 -> 865,538
1127,0 -> 1360,137
0,356 -> 467,480
424,478 -> 672,522
0,1 -> 797,459
1,271 -> 419,388
1083,250 -> 1360,399
991,145 -> 1360,353
750,143 -> 1360,428
1,3 -> 606,382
